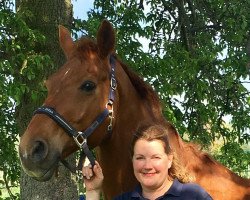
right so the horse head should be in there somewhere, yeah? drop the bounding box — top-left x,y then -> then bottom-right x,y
19,20 -> 117,181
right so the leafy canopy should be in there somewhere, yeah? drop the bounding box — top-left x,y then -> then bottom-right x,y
74,0 -> 250,173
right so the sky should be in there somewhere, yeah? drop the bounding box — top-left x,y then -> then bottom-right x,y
72,0 -> 94,20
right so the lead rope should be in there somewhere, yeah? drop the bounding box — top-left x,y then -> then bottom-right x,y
77,152 -> 88,199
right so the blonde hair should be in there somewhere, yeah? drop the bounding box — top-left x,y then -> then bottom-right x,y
131,123 -> 193,183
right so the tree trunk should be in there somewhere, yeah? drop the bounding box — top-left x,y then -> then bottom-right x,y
15,0 -> 78,199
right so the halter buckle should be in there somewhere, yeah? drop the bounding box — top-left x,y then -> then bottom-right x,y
73,132 -> 86,148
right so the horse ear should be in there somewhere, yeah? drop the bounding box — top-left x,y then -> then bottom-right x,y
97,20 -> 115,58
58,25 -> 74,59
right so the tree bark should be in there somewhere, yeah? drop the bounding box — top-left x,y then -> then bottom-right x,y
15,0 -> 78,199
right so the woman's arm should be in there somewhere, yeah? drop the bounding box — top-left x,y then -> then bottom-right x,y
82,161 -> 104,200
85,190 -> 101,200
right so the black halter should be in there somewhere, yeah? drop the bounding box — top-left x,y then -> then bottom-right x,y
33,55 -> 116,172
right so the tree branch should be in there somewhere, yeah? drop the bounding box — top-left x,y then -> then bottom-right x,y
138,0 -> 144,9
175,0 -> 191,51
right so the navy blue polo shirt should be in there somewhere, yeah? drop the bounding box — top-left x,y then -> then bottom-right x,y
113,179 -> 213,200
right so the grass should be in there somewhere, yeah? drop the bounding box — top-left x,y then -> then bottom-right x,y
0,186 -> 19,200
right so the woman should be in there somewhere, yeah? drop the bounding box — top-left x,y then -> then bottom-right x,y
82,124 -> 213,200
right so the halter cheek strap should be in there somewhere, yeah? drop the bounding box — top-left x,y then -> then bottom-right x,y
33,55 -> 116,172
34,107 -> 110,167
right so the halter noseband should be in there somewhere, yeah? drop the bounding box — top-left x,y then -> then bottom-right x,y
33,55 -> 116,171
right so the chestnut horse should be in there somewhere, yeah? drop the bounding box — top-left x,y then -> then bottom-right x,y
19,20 -> 250,200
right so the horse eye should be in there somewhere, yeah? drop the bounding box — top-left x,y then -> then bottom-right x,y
80,81 -> 96,92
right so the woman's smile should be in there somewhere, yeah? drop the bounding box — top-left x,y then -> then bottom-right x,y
142,172 -> 156,176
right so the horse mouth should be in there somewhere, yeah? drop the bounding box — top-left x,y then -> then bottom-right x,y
22,159 -> 60,182
33,164 -> 58,181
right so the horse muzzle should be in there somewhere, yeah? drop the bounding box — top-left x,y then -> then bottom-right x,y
19,138 -> 60,181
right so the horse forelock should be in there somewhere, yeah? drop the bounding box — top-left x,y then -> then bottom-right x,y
74,37 -> 99,60
69,37 -> 110,77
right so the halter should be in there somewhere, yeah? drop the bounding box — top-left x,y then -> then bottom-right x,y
33,55 -> 116,172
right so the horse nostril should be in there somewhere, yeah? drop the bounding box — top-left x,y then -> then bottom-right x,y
31,140 -> 48,163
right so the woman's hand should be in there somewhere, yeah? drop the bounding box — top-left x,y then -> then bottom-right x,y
82,161 -> 104,192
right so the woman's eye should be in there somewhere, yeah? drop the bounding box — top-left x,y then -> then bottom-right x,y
80,81 -> 96,92
153,156 -> 161,160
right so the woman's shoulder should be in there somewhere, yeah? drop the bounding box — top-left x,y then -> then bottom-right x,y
180,181 -> 213,199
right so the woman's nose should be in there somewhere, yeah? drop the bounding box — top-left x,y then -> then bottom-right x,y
143,159 -> 153,168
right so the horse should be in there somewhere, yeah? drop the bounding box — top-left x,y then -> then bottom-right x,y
19,20 -> 250,200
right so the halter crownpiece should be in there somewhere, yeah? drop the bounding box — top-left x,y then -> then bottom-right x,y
33,55 -> 117,172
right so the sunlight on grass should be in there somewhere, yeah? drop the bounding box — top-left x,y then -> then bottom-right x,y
0,186 -> 20,199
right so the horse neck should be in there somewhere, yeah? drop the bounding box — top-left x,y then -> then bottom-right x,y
96,62 -> 160,198
98,60 -> 165,164
112,64 -> 156,141
182,142 -> 250,187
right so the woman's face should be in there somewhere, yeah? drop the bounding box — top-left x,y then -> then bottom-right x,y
132,139 -> 173,191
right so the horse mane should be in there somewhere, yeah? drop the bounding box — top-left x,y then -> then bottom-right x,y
114,55 -> 163,118
186,142 -> 250,187
185,142 -> 217,166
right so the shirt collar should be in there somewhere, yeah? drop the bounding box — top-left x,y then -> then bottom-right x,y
165,178 -> 183,196
131,184 -> 143,199
130,179 -> 183,199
